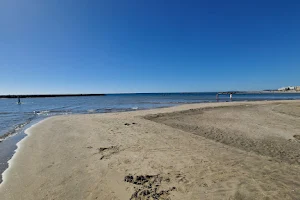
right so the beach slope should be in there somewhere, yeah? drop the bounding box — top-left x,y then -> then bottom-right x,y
1,101 -> 300,200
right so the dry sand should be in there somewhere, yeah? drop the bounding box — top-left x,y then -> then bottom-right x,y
1,101 -> 300,200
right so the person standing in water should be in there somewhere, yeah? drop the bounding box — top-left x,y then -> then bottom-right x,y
230,93 -> 233,101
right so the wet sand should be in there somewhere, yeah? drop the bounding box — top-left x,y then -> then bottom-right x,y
1,101 -> 300,199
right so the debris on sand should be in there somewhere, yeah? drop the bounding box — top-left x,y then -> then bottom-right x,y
294,135 -> 300,141
125,174 -> 176,200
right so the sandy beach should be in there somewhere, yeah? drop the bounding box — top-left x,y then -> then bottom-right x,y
1,100 -> 300,200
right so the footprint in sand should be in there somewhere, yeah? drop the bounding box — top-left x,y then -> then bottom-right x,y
124,122 -> 137,126
294,135 -> 300,141
124,174 -> 176,200
97,146 -> 120,160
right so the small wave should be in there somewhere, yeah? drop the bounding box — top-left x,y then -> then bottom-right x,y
131,107 -> 139,110
137,102 -> 172,105
0,118 -> 34,142
0,112 -> 12,115
34,110 -> 50,116
137,101 -> 198,105
33,110 -> 73,116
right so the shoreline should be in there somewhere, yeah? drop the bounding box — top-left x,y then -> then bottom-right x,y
0,94 -> 106,99
2,101 -> 231,186
0,117 -> 52,185
1,100 -> 299,177
1,100 -> 300,199
0,116 -> 48,183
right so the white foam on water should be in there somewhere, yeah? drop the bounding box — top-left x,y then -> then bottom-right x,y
0,117 -> 52,188
36,110 -> 50,115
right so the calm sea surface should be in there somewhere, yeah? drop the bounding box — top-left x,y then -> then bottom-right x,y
1,92 -> 300,182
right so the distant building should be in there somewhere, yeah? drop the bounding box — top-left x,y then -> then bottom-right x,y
278,87 -> 287,91
278,86 -> 299,91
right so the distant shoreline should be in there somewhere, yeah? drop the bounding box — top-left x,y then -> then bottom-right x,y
261,90 -> 300,93
0,94 -> 105,99
240,90 -> 300,94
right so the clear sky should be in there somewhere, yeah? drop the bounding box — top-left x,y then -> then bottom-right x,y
1,0 -> 300,94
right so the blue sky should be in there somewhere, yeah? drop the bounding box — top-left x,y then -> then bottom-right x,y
1,0 -> 300,94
